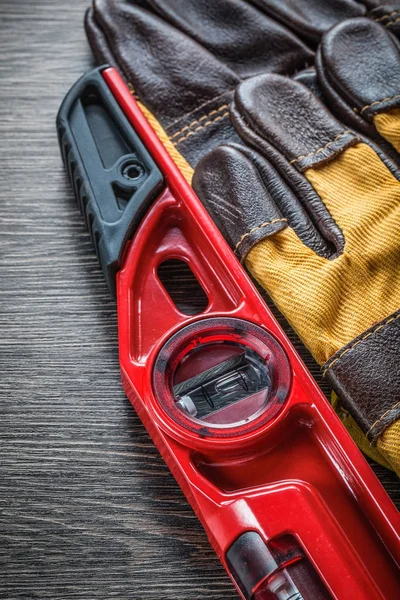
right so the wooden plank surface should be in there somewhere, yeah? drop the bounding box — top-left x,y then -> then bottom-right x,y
0,1 -> 398,598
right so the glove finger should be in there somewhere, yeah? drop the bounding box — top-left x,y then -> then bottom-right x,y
144,0 -> 313,78
232,73 -> 400,246
233,74 -> 360,172
231,74 -> 357,256
192,144 -> 332,261
317,17 -> 400,155
232,74 -> 400,356
86,0 -> 241,165
192,145 -> 287,261
247,0 -> 366,43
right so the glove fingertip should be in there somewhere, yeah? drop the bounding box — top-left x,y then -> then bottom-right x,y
319,17 -> 400,120
193,144 -> 286,262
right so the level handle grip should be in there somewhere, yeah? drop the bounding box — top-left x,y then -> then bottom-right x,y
56,66 -> 163,295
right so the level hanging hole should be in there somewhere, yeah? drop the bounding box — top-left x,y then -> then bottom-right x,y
157,259 -> 208,316
121,161 -> 144,181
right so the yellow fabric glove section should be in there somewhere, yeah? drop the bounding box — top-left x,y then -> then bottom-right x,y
246,142 -> 400,473
374,107 -> 400,153
246,143 -> 400,365
377,419 -> 400,474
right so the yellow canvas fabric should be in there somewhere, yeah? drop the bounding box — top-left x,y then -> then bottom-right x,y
246,143 -> 400,365
246,143 -> 400,472
374,108 -> 400,152
377,419 -> 400,474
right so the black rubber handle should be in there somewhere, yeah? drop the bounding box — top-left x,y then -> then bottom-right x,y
56,66 -> 164,296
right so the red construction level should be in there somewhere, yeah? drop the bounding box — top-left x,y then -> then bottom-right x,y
57,65 -> 400,600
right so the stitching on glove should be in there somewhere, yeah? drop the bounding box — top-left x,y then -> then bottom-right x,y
174,111 -> 230,145
322,312 -> 400,376
166,90 -> 233,131
385,17 -> 400,27
366,400 -> 400,438
234,218 -> 287,254
373,9 -> 400,23
170,104 -> 230,140
360,93 -> 400,115
289,131 -> 352,165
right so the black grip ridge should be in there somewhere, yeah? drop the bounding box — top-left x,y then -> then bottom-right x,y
56,66 -> 164,296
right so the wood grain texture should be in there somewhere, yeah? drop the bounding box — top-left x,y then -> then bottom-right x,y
0,1 -> 398,599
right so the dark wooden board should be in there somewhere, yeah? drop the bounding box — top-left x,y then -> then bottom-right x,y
0,1 -> 398,598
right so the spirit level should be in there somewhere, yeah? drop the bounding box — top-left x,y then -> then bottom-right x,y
57,66 -> 400,600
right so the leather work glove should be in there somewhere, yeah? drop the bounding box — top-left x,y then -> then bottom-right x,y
85,0 -> 400,167
85,1 -> 400,473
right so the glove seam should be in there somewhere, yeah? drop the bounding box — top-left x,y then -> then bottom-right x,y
385,17 -> 400,28
373,9 -> 400,23
366,400 -> 400,438
165,90 -> 234,131
322,312 -> 400,376
173,111 -> 230,145
359,93 -> 400,115
170,104 -> 230,140
234,218 -> 287,254
289,131 -> 353,165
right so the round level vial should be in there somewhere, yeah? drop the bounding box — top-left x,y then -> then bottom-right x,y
153,318 -> 292,438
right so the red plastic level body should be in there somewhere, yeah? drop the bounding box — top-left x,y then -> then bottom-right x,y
102,67 -> 400,599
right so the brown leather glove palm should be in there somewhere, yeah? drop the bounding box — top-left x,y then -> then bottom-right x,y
85,1 -> 400,473
85,0 -> 400,166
